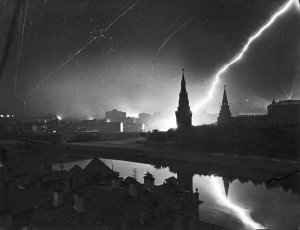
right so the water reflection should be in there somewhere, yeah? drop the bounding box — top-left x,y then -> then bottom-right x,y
54,158 -> 300,230
211,177 -> 265,229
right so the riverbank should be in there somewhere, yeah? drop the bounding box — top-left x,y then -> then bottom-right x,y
64,139 -> 300,173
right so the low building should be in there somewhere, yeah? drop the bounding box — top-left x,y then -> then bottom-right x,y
123,116 -> 135,124
30,174 -> 202,230
1,156 -> 118,229
234,114 -> 267,127
123,122 -> 144,132
98,122 -> 123,133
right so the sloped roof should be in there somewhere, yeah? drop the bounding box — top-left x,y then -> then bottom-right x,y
31,182 -> 200,229
83,158 -> 113,176
68,165 -> 83,174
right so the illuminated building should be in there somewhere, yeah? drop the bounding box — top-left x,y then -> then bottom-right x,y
267,99 -> 300,126
105,109 -> 126,122
217,86 -> 232,125
175,69 -> 192,130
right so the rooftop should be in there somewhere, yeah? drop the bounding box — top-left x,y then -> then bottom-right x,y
31,178 -> 201,229
272,99 -> 300,105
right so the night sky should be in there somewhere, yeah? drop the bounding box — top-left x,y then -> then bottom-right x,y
0,0 -> 299,121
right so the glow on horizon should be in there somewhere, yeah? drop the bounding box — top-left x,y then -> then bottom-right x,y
192,0 -> 299,113
211,176 -> 266,229
155,117 -> 176,131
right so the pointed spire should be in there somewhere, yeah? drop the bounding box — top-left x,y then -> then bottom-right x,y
272,98 -> 276,104
222,177 -> 230,197
222,85 -> 228,105
181,68 -> 186,93
176,68 -> 192,130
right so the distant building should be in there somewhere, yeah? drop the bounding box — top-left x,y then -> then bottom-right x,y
123,122 -> 144,132
175,69 -> 192,130
123,116 -> 135,124
98,121 -> 123,133
217,86 -> 232,125
234,114 -> 267,127
216,87 -> 300,128
267,99 -> 300,126
105,109 -> 126,122
139,113 -> 152,125
0,114 -> 18,133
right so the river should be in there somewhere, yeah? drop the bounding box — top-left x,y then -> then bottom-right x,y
53,156 -> 300,230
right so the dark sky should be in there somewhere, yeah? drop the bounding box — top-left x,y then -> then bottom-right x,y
0,0 -> 299,119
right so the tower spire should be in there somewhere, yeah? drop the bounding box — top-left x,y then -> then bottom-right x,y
222,85 -> 228,105
181,68 -> 186,94
217,86 -> 231,125
176,68 -> 192,130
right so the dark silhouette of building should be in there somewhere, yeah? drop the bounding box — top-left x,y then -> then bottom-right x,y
30,174 -> 202,230
98,121 -> 123,133
217,86 -> 299,128
267,99 -> 300,126
217,86 -> 232,125
175,69 -> 192,130
235,114 -> 267,127
105,109 -> 126,122
123,122 -> 144,132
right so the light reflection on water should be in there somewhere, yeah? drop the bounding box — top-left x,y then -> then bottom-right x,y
210,176 -> 265,229
53,158 -> 300,230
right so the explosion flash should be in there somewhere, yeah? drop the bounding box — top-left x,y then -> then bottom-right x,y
192,0 -> 300,113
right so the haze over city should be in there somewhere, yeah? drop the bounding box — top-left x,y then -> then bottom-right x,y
0,0 -> 299,125
0,1 -> 300,230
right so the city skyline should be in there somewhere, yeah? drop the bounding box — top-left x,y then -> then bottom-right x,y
0,0 -> 299,120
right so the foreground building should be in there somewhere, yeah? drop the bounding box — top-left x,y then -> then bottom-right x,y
176,69 -> 192,130
30,174 -> 202,230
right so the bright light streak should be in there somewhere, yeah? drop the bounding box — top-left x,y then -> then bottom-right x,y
56,115 -> 62,121
192,0 -> 299,113
27,1 -> 139,96
211,176 -> 266,229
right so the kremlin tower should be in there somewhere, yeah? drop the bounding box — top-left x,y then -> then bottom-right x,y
217,86 -> 232,125
175,69 -> 192,130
